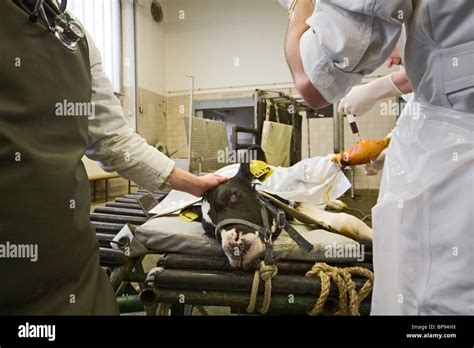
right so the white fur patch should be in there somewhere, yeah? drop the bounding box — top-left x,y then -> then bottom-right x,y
221,228 -> 264,268
201,199 -> 213,225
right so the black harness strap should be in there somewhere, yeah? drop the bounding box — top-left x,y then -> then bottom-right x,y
257,194 -> 314,253
260,203 -> 274,263
214,218 -> 265,240
214,195 -> 314,264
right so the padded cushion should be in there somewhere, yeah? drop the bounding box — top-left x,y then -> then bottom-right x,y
126,215 -> 362,262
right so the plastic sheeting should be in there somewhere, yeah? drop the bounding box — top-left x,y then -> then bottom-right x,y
371,100 -> 474,314
149,155 -> 350,216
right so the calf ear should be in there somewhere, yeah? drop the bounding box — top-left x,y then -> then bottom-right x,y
235,162 -> 254,181
247,145 -> 267,162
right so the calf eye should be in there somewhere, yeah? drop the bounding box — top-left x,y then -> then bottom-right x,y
230,190 -> 240,203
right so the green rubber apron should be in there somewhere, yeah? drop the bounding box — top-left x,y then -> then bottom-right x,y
0,1 -> 118,315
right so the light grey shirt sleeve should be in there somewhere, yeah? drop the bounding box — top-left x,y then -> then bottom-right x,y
84,31 -> 175,192
300,0 -> 411,103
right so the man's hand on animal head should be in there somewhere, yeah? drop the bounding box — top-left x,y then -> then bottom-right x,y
193,173 -> 228,197
168,167 -> 228,198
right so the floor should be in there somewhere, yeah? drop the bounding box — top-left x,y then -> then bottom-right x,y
339,189 -> 379,228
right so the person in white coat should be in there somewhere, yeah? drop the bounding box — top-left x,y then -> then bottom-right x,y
280,0 -> 474,315
339,35 -> 412,176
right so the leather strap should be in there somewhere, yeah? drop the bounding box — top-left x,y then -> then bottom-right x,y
258,194 -> 314,252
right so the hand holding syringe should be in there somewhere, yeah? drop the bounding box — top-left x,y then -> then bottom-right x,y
333,114 -> 391,167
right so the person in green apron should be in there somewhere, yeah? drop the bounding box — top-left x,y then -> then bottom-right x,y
0,0 -> 226,315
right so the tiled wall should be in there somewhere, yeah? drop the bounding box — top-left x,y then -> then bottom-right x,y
135,88 -> 396,190
301,99 -> 397,189
165,95 -> 189,159
136,88 -> 167,147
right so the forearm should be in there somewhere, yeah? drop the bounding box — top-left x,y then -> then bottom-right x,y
391,69 -> 413,94
284,0 -> 328,108
285,0 -> 312,86
168,167 -> 203,197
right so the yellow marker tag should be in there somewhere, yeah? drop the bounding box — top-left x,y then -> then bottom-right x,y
250,160 -> 274,182
178,210 -> 199,222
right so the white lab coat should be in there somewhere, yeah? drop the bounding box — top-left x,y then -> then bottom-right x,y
300,0 -> 474,314
373,98 -> 474,314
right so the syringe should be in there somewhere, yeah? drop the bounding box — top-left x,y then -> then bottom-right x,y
347,114 -> 361,139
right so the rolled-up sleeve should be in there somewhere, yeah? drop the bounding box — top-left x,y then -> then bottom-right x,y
85,32 -> 175,192
300,0 -> 412,103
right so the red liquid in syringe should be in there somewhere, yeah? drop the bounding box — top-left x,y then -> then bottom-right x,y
347,114 -> 361,138
349,122 -> 359,135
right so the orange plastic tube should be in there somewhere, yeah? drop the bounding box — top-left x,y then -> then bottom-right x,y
332,137 -> 391,167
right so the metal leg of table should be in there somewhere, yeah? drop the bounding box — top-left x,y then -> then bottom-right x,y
93,180 -> 97,202
105,178 -> 109,202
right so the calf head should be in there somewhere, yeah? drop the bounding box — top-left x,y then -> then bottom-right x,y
202,163 -> 270,270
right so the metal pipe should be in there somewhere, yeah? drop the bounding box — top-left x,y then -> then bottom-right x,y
99,247 -> 126,266
116,295 -> 144,313
159,253 -> 373,273
139,269 -> 162,306
306,114 -> 311,158
115,198 -> 141,204
253,89 -> 260,133
186,75 -> 194,170
167,83 -> 296,95
346,166 -> 355,199
90,213 -> 147,225
124,272 -> 147,283
140,288 -> 158,307
105,202 -> 142,209
94,206 -> 147,217
110,258 -> 142,293
132,0 -> 138,131
91,222 -> 124,234
140,289 -> 371,315
333,102 -> 344,154
150,269 -> 369,296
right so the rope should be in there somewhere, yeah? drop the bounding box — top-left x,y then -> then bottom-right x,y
305,262 -> 374,316
246,261 -> 278,314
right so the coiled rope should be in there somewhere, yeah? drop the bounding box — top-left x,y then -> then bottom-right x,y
305,262 -> 374,316
246,261 -> 278,314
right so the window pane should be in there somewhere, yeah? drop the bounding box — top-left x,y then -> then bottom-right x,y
68,0 -> 122,92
